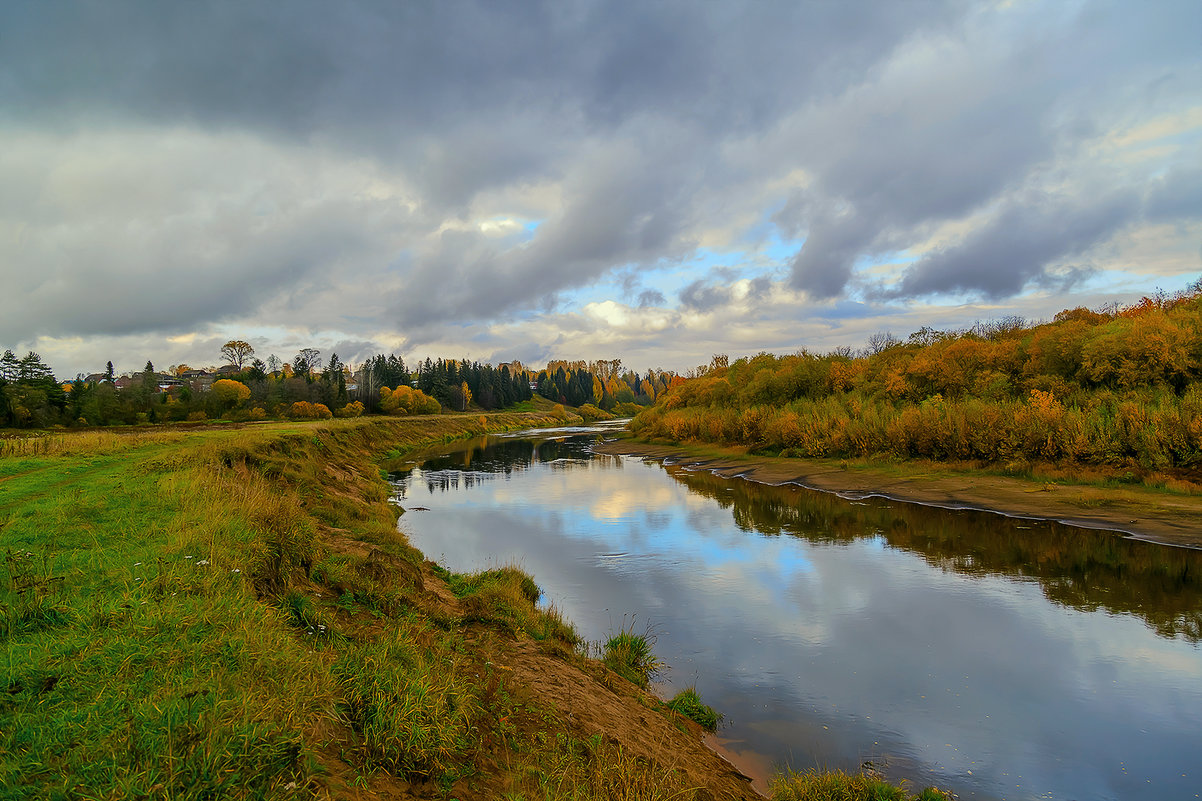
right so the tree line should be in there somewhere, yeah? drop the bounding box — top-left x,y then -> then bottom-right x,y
0,342 -> 667,429
534,360 -> 676,415
631,282 -> 1202,472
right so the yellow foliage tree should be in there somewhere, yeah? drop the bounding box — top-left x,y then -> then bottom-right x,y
380,385 -> 440,415
211,379 -> 251,409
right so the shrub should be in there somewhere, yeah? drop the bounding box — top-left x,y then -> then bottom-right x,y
379,386 -> 440,415
286,401 -> 332,420
211,379 -> 251,408
577,403 -> 614,422
335,401 -> 365,418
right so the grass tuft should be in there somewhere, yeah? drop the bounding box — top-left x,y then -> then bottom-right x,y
450,565 -> 580,649
667,686 -> 722,732
603,624 -> 663,689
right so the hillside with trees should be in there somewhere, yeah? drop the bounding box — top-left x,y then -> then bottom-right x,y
631,284 -> 1202,476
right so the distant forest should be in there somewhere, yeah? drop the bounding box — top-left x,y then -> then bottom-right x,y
633,283 -> 1202,473
0,345 -> 670,429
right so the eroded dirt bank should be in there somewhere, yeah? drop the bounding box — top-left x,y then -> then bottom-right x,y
594,439 -> 1202,549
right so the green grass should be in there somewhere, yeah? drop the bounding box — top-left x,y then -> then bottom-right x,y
0,414 -> 708,799
333,622 -> 484,781
603,626 -> 663,689
0,430 -> 333,798
448,565 -> 582,655
770,769 -> 953,800
0,416 -> 962,799
667,686 -> 722,732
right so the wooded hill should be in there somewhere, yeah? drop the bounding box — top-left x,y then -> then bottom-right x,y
631,284 -> 1202,474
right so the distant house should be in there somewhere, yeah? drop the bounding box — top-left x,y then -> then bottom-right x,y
179,369 -> 215,391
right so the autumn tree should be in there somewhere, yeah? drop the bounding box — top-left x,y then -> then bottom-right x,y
220,340 -> 255,369
211,379 -> 251,411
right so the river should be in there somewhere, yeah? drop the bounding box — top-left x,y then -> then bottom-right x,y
387,422 -> 1202,801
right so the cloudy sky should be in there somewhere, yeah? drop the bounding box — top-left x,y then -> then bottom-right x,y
2,1 -> 1199,379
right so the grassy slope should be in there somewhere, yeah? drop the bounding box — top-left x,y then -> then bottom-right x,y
0,413 -> 947,801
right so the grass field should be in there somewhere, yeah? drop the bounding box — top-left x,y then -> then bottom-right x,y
1,413 -> 950,800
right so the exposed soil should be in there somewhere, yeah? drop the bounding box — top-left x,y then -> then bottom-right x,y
594,440 -> 1202,549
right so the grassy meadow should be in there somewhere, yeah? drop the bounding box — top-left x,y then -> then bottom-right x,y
1,413 -> 950,800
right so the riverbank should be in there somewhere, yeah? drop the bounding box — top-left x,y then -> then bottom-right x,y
594,439 -> 1202,549
1,414 -> 781,800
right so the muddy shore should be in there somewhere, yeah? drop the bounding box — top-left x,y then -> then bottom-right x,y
593,439 -> 1202,549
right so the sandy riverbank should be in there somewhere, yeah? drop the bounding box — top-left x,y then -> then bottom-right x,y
593,439 -> 1202,549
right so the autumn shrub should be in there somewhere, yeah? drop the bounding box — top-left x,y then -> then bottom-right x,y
629,289 -> 1202,472
211,379 -> 251,409
379,386 -> 440,415
335,401 -> 365,418
576,403 -> 614,422
286,401 -> 332,420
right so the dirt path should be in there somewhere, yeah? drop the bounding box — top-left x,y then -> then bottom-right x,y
594,440 -> 1202,549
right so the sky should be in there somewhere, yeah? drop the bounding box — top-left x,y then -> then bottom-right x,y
2,0 -> 1200,380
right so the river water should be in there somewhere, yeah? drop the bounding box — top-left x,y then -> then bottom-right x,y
388,422 -> 1202,801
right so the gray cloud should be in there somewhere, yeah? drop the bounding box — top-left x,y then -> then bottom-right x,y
637,289 -> 666,308
0,0 -> 1198,376
781,0 -> 1202,299
679,280 -> 730,312
679,274 -> 773,312
891,191 -> 1139,299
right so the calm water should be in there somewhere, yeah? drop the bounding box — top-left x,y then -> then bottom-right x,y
388,423 -> 1202,801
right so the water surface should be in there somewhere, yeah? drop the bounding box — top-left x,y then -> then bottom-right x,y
389,424 -> 1202,801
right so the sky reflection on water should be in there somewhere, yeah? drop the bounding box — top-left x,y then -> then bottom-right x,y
390,430 -> 1202,801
